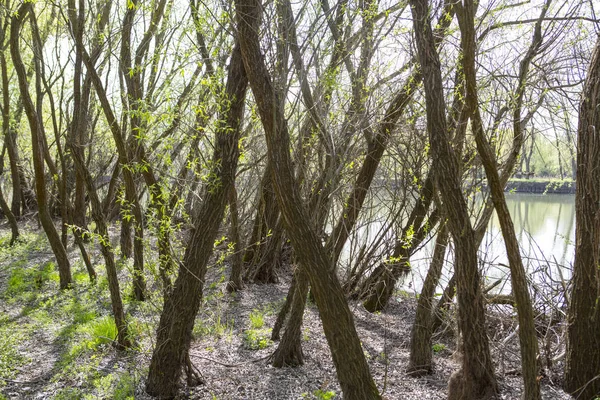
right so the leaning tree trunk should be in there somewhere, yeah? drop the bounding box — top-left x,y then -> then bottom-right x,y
360,175 -> 438,311
409,1 -> 497,398
271,267 -> 309,367
235,2 -> 381,398
10,4 -> 72,289
456,1 -> 541,398
145,40 -> 248,399
0,48 -> 21,218
408,225 -> 448,376
564,35 -> 600,400
68,138 -> 131,349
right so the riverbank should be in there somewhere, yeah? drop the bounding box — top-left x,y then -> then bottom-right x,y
503,178 -> 575,194
0,228 -> 571,399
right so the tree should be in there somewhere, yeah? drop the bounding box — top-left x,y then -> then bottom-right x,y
456,0 -> 544,398
235,0 -> 381,398
10,2 -> 72,289
409,0 -> 498,398
145,37 -> 249,398
564,34 -> 600,399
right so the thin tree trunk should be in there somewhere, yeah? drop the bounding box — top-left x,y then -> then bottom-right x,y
0,49 -> 21,218
271,273 -> 297,341
243,164 -> 282,283
0,181 -> 19,245
408,225 -> 448,376
456,1 -> 541,398
68,133 -> 131,349
10,4 -> 72,289
271,267 -> 309,367
227,185 -> 244,292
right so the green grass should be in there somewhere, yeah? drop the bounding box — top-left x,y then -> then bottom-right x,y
6,261 -> 57,298
193,313 -> 233,339
84,372 -> 136,400
0,316 -> 28,387
302,390 -> 337,400
0,230 -> 159,399
249,309 -> 265,329
66,315 -> 118,361
243,328 -> 272,350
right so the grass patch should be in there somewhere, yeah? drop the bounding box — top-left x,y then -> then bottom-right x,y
0,316 -> 28,387
6,261 -> 56,297
67,315 -> 118,359
193,313 -> 233,339
249,309 -> 265,329
243,328 -> 272,350
85,372 -> 136,400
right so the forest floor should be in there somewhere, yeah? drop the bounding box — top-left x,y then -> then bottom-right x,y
0,225 -> 572,399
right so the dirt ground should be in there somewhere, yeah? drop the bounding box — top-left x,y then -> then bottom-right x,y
0,228 -> 572,399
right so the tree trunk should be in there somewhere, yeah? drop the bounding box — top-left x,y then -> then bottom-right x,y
408,225 -> 448,376
456,1 -> 541,398
227,185 -> 244,292
243,164 -> 283,283
409,1 -> 497,398
0,49 -> 21,218
360,175 -> 438,311
68,138 -> 130,348
120,212 -> 133,259
10,3 -> 72,289
235,2 -> 381,398
0,181 -> 19,245
271,273 -> 298,341
564,35 -> 600,400
271,267 -> 309,367
146,40 -> 248,399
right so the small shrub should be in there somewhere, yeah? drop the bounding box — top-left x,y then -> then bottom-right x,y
249,309 -> 265,329
313,389 -> 336,400
432,343 -> 446,353
243,328 -> 272,350
302,390 -> 336,400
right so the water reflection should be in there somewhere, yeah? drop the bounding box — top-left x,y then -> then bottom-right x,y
406,193 -> 575,293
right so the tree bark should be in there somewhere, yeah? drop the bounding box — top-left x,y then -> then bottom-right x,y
408,225 -> 448,376
146,40 -> 248,399
456,1 -> 541,398
227,185 -> 244,292
235,1 -> 381,398
243,163 -> 283,284
271,267 -> 309,367
564,35 -> 600,400
10,3 -> 72,289
409,1 -> 497,398
0,47 -> 21,218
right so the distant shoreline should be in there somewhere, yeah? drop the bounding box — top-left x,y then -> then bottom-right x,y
503,178 -> 575,194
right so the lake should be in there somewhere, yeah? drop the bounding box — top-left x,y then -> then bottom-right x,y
401,193 -> 576,294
